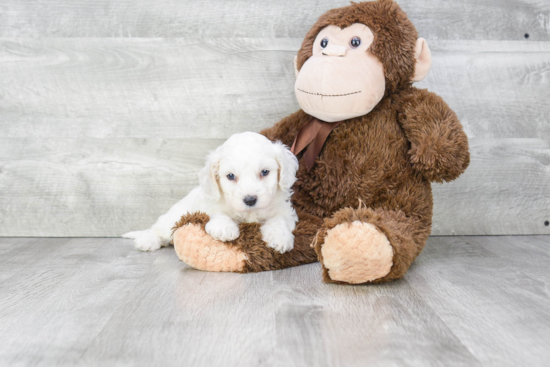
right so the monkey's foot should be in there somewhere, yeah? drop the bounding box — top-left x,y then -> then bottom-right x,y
318,221 -> 393,284
173,222 -> 246,272
315,206 -> 429,284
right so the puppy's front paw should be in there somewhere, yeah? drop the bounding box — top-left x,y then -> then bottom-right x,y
261,223 -> 294,254
205,218 -> 240,242
132,230 -> 164,252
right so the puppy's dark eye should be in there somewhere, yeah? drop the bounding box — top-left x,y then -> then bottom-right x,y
261,170 -> 270,177
227,173 -> 236,180
350,36 -> 361,48
320,38 -> 328,48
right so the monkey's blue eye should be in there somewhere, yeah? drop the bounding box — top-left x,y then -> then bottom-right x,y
350,36 -> 361,48
227,173 -> 236,180
261,170 -> 270,177
320,38 -> 328,48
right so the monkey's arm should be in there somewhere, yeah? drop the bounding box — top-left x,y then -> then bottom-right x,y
260,110 -> 308,147
397,88 -> 470,182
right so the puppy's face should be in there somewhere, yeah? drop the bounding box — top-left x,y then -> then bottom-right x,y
218,152 -> 279,212
199,132 -> 299,213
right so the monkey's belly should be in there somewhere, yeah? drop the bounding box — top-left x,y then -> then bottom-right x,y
293,151 -> 430,220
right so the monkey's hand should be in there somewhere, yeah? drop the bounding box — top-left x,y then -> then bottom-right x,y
397,88 -> 470,182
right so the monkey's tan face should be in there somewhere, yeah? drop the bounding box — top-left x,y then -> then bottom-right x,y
295,23 -> 386,123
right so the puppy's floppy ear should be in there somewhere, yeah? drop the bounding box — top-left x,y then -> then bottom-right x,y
273,141 -> 299,192
198,146 -> 223,200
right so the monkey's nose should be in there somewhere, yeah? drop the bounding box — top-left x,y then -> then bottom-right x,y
243,196 -> 258,207
322,45 -> 347,57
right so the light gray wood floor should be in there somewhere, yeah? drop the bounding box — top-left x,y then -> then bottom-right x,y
1,236 -> 549,367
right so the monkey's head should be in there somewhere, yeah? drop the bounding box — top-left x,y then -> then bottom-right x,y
294,0 -> 432,122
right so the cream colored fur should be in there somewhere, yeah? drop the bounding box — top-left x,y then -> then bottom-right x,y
123,132 -> 299,254
322,221 -> 393,283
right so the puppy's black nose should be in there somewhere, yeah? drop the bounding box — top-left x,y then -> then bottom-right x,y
243,196 -> 257,207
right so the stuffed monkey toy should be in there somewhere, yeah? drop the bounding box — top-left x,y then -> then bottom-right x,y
172,0 -> 469,284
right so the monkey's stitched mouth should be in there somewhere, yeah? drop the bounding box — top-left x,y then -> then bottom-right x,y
297,88 -> 362,97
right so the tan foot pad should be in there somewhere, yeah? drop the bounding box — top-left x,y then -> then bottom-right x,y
173,224 -> 246,272
322,221 -> 393,284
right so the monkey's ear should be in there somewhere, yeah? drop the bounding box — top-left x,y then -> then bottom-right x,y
412,38 -> 432,82
294,55 -> 299,78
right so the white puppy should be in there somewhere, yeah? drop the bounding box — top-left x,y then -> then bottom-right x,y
123,132 -> 299,253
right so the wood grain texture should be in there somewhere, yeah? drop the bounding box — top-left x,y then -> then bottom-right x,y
0,38 -> 300,140
416,40 -> 550,139
0,0 -> 549,40
407,235 -> 550,366
432,138 -> 550,235
271,264 -> 481,367
0,238 -> 159,366
0,138 -> 223,237
79,248 -> 277,366
1,137 -> 549,237
1,39 -> 549,139
1,236 -> 549,366
0,238 -> 34,283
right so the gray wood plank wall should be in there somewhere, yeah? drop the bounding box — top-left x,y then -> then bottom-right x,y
0,1 -> 549,236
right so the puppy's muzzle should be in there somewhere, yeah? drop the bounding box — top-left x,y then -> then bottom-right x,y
243,196 -> 258,207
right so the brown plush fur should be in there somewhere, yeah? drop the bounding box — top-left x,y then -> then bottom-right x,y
173,0 -> 469,284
